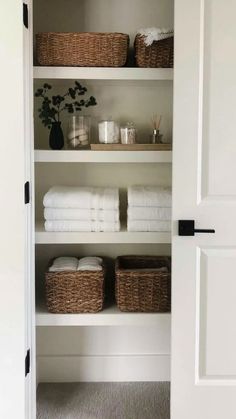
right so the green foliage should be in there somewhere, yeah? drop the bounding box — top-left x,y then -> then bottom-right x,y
35,81 -> 97,128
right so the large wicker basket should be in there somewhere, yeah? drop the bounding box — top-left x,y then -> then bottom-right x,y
115,256 -> 171,312
45,264 -> 105,313
134,35 -> 174,68
36,32 -> 130,67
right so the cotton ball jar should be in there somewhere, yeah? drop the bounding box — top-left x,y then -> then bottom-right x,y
98,120 -> 120,144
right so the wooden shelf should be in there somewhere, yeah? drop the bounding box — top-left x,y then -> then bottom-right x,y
35,221 -> 171,244
34,150 -> 172,163
34,66 -> 173,81
36,301 -> 171,326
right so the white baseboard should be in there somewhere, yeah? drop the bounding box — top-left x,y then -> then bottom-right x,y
37,354 -> 170,383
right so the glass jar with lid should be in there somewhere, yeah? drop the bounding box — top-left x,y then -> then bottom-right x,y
120,122 -> 136,144
98,120 -> 120,144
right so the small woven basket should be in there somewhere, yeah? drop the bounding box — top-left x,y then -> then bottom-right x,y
45,264 -> 105,313
36,32 -> 130,67
134,35 -> 174,68
115,256 -> 171,312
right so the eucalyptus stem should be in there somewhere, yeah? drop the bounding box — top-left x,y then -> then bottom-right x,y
35,81 -> 97,129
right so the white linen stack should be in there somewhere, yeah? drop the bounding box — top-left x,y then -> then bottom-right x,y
43,186 -> 120,232
127,186 -> 171,232
49,256 -> 103,272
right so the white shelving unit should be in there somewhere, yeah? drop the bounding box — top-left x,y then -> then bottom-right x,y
34,66 -> 173,81
34,150 -> 172,163
35,221 -> 171,244
36,301 -> 171,327
33,0 -> 173,386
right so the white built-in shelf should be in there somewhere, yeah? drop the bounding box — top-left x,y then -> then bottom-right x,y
34,66 -> 173,81
36,301 -> 171,326
35,221 -> 171,244
34,150 -> 172,163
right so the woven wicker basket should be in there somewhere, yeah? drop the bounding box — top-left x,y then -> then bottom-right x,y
36,32 -> 129,67
134,35 -> 174,68
45,264 -> 105,313
115,256 -> 171,312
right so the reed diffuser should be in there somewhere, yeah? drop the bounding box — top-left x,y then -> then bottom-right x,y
150,114 -> 162,144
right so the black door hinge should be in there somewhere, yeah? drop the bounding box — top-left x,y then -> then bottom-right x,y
23,3 -> 28,29
25,181 -> 30,204
25,349 -> 30,377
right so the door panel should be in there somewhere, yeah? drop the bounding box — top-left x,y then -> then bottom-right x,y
201,0 -> 236,198
172,0 -> 236,417
199,248 -> 236,378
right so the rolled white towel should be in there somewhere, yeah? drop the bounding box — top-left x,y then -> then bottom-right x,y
44,207 -> 120,222
78,256 -> 103,265
128,206 -> 171,221
45,220 -> 121,232
127,220 -> 171,232
128,186 -> 171,208
43,186 -> 119,210
49,257 -> 78,272
77,257 -> 103,271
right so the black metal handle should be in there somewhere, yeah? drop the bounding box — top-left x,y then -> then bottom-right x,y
178,220 -> 215,236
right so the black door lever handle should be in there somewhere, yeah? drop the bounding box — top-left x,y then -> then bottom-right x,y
178,220 -> 215,236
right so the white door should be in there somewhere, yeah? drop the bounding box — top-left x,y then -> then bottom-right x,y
0,1 -> 34,418
172,0 -> 236,418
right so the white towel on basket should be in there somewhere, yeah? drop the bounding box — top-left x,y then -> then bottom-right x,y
77,257 -> 103,271
45,220 -> 120,232
128,186 -> 172,208
127,220 -> 171,232
43,186 -> 119,210
137,27 -> 174,46
128,206 -> 171,221
49,257 -> 78,272
44,207 -> 119,222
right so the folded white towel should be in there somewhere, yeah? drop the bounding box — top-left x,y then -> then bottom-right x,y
128,206 -> 171,221
77,257 -> 103,271
138,27 -> 174,46
45,220 -> 121,232
79,257 -> 103,265
44,207 -> 119,222
128,186 -> 171,208
49,257 -> 78,272
127,220 -> 171,232
43,186 -> 119,210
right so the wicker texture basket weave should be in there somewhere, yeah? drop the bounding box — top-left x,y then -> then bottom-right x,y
134,35 -> 174,68
45,266 -> 105,313
36,32 -> 130,67
115,256 -> 171,312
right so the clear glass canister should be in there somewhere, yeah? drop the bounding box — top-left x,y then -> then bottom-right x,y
98,120 -> 120,144
67,115 -> 91,149
120,122 -> 136,144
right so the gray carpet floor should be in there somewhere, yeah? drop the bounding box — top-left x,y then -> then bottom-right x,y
37,382 -> 170,419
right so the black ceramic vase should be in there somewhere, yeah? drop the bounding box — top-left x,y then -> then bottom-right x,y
49,122 -> 64,150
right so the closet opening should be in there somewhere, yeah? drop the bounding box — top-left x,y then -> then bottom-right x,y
33,0 -> 173,417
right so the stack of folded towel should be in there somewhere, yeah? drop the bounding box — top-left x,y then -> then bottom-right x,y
49,256 -> 103,272
127,186 -> 171,232
43,186 -> 120,232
